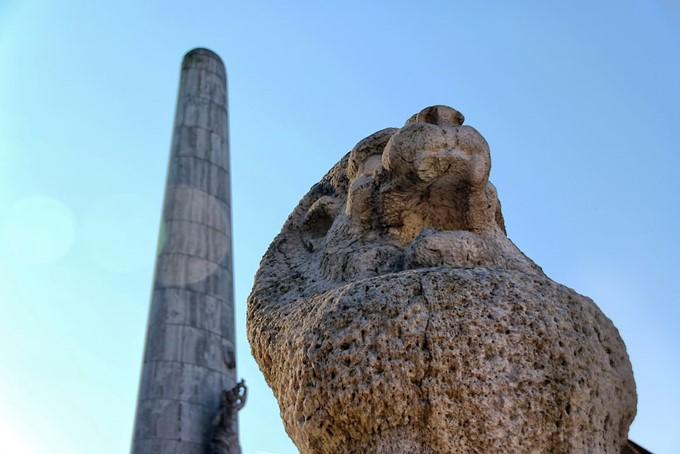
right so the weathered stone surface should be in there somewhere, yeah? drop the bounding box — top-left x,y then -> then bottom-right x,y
247,105 -> 636,453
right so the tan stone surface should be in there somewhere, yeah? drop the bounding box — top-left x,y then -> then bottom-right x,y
247,106 -> 636,453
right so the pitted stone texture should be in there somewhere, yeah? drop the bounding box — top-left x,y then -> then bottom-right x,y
247,106 -> 636,453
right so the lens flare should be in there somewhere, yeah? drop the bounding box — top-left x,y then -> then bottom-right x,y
83,193 -> 156,274
1,196 -> 76,265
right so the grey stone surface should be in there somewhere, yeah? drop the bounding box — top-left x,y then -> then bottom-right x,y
248,106 -> 637,453
149,288 -> 224,335
132,48 -> 239,454
163,186 -> 230,234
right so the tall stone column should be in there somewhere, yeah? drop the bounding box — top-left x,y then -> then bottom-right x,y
132,48 -> 239,454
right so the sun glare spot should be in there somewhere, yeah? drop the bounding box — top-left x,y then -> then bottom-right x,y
1,196 -> 76,265
83,193 -> 155,273
0,398 -> 40,454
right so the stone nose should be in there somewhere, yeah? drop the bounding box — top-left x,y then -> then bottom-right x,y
405,105 -> 465,128
383,107 -> 490,188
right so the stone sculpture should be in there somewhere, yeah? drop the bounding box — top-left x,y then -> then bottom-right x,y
210,380 -> 248,454
247,106 -> 637,453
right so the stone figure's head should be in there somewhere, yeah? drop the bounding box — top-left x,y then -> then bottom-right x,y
248,106 -> 636,453
297,105 -> 539,282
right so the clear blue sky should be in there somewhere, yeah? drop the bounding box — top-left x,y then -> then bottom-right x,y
0,1 -> 678,453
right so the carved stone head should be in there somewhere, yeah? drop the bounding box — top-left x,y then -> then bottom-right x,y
248,106 -> 636,453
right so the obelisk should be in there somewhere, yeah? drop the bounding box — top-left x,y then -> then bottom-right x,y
132,48 -> 239,453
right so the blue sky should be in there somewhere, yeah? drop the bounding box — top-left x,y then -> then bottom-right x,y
0,1 -> 678,453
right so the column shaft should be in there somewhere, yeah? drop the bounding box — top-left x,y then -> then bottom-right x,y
132,48 -> 237,454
